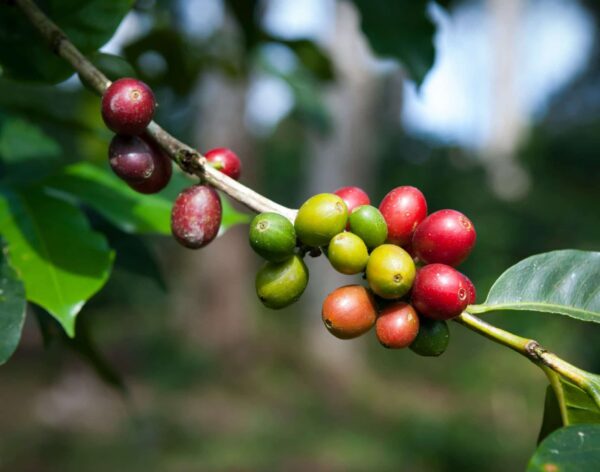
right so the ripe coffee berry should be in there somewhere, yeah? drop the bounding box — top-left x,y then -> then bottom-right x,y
205,147 -> 242,180
409,318 -> 450,357
366,244 -> 415,299
101,78 -> 155,135
295,193 -> 348,247
171,185 -> 222,249
411,264 -> 469,320
127,137 -> 172,194
322,285 -> 377,339
379,186 -> 427,246
327,232 -> 369,275
249,212 -> 296,262
334,186 -> 370,215
108,135 -> 154,182
256,255 -> 308,309
461,273 -> 477,305
375,302 -> 420,349
412,209 -> 476,267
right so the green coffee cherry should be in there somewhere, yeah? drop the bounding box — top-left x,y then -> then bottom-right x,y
294,193 -> 348,247
255,255 -> 309,309
365,244 -> 415,299
249,212 -> 296,262
348,205 -> 388,250
327,232 -> 369,275
410,318 -> 450,357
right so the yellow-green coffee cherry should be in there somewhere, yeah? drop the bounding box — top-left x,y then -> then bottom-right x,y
327,232 -> 369,275
348,205 -> 388,250
249,212 -> 296,262
255,255 -> 309,309
294,193 -> 348,247
365,244 -> 415,299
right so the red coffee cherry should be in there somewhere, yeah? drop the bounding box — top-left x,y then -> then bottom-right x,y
127,137 -> 172,194
379,186 -> 427,246
101,78 -> 155,135
375,302 -> 420,349
411,264 -> 469,320
108,135 -> 155,182
334,186 -> 370,215
412,209 -> 476,267
461,273 -> 477,305
322,285 -> 377,339
205,147 -> 242,180
171,185 -> 222,249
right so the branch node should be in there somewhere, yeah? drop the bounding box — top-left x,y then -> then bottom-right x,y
50,30 -> 66,54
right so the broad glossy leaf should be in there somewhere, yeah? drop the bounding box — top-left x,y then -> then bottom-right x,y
0,186 -> 114,337
0,243 -> 26,365
0,0 -> 133,83
352,0 -> 436,87
528,424 -> 600,472
469,250 -> 600,323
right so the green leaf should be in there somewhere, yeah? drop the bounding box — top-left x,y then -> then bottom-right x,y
0,0 -> 134,83
528,424 -> 600,472
0,242 -> 27,365
220,192 -> 251,231
44,162 -> 173,235
351,0 -> 436,87
469,250 -> 600,323
0,186 -> 114,337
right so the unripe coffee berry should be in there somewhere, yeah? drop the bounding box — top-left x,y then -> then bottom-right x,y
409,318 -> 450,357
366,244 -> 415,299
379,186 -> 427,246
249,212 -> 296,262
101,78 -> 155,135
108,135 -> 154,182
411,263 -> 469,320
327,232 -> 369,275
205,147 -> 242,180
412,209 -> 476,267
127,137 -> 172,194
294,193 -> 348,247
322,285 -> 377,339
348,205 -> 388,250
334,186 -> 370,215
171,185 -> 222,249
256,255 -> 309,309
375,302 -> 420,349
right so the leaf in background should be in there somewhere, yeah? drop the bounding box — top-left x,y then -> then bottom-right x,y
0,242 -> 27,365
44,162 -> 172,235
0,0 -> 134,83
220,192 -> 251,232
0,186 -> 114,337
268,38 -> 335,82
528,424 -> 600,472
351,0 -> 436,87
469,250 -> 600,323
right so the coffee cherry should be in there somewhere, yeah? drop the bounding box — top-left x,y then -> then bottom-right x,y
171,185 -> 222,249
127,137 -> 172,194
411,264 -> 469,320
101,78 -> 155,135
256,255 -> 309,309
412,209 -> 476,267
327,232 -> 369,275
205,147 -> 242,180
322,285 -> 377,339
375,302 -> 420,349
334,186 -> 370,215
295,193 -> 348,247
461,273 -> 477,305
379,186 -> 427,246
366,244 -> 416,299
409,318 -> 450,357
108,135 -> 154,182
249,212 -> 296,262
348,205 -> 388,250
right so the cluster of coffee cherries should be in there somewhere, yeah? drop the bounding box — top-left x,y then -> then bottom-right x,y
249,186 -> 476,356
101,78 -> 242,248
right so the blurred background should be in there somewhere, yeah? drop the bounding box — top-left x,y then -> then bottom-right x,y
1,0 -> 599,470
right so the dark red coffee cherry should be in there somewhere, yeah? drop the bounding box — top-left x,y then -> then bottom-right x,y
108,135 -> 154,182
101,78 -> 155,135
334,186 -> 370,215
171,185 -> 222,249
322,285 -> 377,339
127,137 -> 172,194
411,264 -> 469,320
379,186 -> 427,246
412,209 -> 476,267
461,273 -> 477,305
205,147 -> 242,180
375,302 -> 420,349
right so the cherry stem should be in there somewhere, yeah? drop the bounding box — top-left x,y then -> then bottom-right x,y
12,0 -> 598,406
